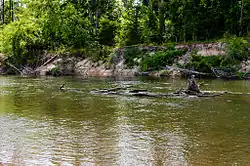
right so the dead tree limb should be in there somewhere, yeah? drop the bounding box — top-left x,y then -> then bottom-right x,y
35,55 -> 58,71
90,87 -> 223,98
165,65 -> 212,77
5,62 -> 23,75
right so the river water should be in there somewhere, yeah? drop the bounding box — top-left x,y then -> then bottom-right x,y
0,76 -> 250,165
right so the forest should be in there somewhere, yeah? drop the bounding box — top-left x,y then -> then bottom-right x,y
0,0 -> 249,70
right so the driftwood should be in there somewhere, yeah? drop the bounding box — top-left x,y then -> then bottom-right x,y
187,75 -> 201,93
0,56 -> 22,74
60,83 -> 66,90
211,67 -> 250,80
59,83 -> 249,97
1,55 -> 58,75
35,55 -> 58,72
174,89 -> 223,97
21,66 -> 36,75
92,86 -> 132,94
165,65 -> 212,77
90,87 -> 223,98
5,62 -> 23,74
211,67 -> 243,79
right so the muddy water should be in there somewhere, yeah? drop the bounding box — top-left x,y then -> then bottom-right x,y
0,76 -> 250,165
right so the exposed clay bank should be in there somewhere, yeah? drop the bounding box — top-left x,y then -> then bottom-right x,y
36,43 -> 227,78
0,43 -> 249,78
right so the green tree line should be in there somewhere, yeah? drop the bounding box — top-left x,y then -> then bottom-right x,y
0,0 -> 249,66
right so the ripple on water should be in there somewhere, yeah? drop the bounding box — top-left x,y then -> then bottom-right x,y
1,76 -> 250,165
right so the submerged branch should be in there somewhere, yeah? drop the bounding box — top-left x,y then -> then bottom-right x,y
90,87 -> 223,98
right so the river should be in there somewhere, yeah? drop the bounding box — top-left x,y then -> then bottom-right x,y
0,76 -> 250,165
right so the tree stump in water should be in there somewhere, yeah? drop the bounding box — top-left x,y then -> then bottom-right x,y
187,75 -> 200,93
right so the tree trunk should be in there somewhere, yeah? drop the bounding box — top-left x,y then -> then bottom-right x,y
90,0 -> 95,24
183,26 -> 186,44
122,0 -> 127,8
9,0 -> 13,22
2,0 -> 4,24
143,0 -> 149,6
11,0 -> 13,22
239,0 -> 244,36
95,8 -> 100,34
159,0 -> 165,41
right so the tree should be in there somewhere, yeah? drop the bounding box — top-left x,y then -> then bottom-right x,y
115,0 -> 142,45
0,0 -> 250,65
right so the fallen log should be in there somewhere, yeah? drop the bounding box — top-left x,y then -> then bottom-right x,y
90,87 -> 223,98
35,55 -> 58,72
165,65 -> 212,77
211,67 -> 244,79
92,86 -> 132,94
5,62 -> 23,75
174,89 -> 223,97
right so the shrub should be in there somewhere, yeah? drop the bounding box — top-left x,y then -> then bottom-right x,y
185,36 -> 250,73
222,36 -> 250,65
0,19 -> 44,68
140,49 -> 185,71
47,66 -> 61,76
98,17 -> 118,46
124,47 -> 144,68
78,44 -> 112,62
186,55 -> 223,73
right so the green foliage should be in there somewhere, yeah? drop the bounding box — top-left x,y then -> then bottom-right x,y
115,5 -> 142,46
98,17 -> 118,46
123,47 -> 144,68
186,55 -> 223,73
235,71 -> 250,79
0,18 -> 43,67
0,0 -> 250,70
140,50 -> 185,71
185,36 -> 250,73
140,6 -> 160,43
59,4 -> 94,49
48,66 -> 61,76
222,36 -> 250,66
80,45 -> 113,62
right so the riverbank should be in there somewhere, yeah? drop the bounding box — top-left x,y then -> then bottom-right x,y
0,42 -> 249,79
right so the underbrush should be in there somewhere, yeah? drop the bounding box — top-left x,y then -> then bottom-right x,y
185,36 -> 250,73
140,49 -> 186,71
185,55 -> 223,73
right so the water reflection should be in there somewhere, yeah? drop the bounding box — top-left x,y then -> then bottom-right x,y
112,95 -> 189,165
0,76 -> 250,165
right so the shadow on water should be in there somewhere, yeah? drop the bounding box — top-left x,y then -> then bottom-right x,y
0,76 -> 250,165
